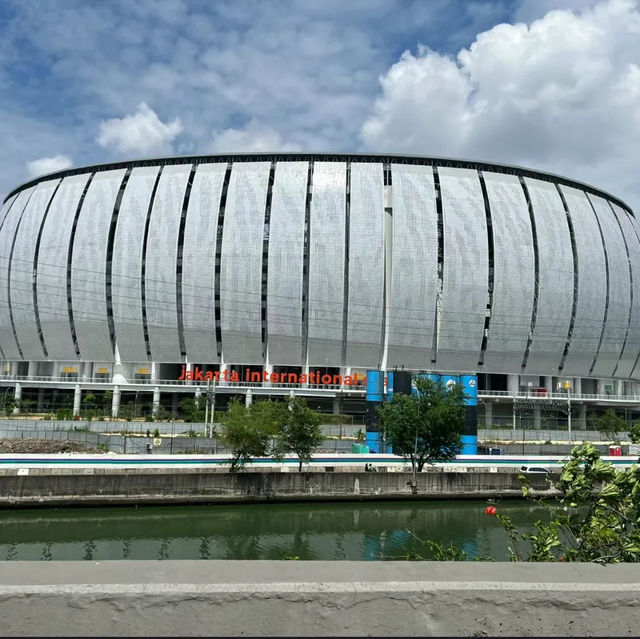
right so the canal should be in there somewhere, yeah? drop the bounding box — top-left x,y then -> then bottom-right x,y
0,500 -> 552,561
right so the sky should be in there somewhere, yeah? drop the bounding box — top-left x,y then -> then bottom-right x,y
0,0 -> 639,211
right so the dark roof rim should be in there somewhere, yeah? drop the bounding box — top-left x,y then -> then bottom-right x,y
4,152 -> 634,215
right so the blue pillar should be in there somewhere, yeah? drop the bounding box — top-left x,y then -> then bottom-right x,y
365,370 -> 383,452
460,375 -> 478,455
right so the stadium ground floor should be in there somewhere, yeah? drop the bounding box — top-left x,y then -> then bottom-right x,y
1,363 -> 640,430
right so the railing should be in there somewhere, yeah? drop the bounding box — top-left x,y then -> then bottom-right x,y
0,375 -> 363,393
1,375 -> 640,403
478,390 -> 640,402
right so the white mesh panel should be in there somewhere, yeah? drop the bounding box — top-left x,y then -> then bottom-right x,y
482,172 -> 535,372
307,162 -> 346,366
72,169 -> 127,361
37,174 -> 90,359
589,195 -> 630,377
559,185 -> 606,376
0,189 -> 34,358
10,180 -> 61,359
346,163 -> 385,368
182,163 -> 226,363
112,166 -> 160,362
437,167 -> 488,371
266,161 -> 307,365
145,164 -> 191,362
220,162 -> 270,364
523,178 -> 573,375
387,164 -> 438,369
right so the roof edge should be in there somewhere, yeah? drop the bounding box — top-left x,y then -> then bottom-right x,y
4,152 -> 634,216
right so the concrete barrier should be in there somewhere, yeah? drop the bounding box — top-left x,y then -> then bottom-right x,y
0,560 -> 638,636
0,469 -> 556,507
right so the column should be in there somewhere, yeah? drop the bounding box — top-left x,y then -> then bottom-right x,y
13,383 -> 21,414
27,361 -> 38,378
245,389 -> 253,407
573,377 -> 582,395
264,362 -> 273,387
507,374 -> 519,394
544,376 -> 553,394
37,388 -> 45,411
333,396 -> 340,415
578,404 -> 587,430
615,380 -> 624,396
484,401 -> 493,428
111,385 -> 121,418
152,386 -> 160,416
73,384 -> 81,417
533,405 -> 541,429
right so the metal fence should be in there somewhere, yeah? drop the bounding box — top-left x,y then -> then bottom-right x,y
478,428 -> 631,442
0,426 -> 360,455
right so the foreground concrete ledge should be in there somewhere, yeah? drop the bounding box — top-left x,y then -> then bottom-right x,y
0,561 -> 639,636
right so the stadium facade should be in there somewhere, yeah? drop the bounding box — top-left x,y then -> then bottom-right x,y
0,153 -> 639,430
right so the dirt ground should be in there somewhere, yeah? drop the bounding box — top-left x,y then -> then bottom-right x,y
0,439 -> 106,454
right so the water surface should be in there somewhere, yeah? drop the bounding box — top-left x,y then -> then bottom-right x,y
0,500 -> 551,561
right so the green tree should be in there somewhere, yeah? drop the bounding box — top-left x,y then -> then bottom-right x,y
596,409 -> 626,438
492,443 -> 640,563
220,399 -> 284,471
628,423 -> 640,444
154,404 -> 171,421
119,402 -> 135,422
179,396 -> 206,423
378,377 -> 465,473
0,393 -> 15,417
274,397 -> 323,471
102,391 -> 113,418
82,393 -> 97,421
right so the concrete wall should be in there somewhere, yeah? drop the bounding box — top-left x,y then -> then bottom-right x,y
0,561 -> 638,637
0,469 -> 556,507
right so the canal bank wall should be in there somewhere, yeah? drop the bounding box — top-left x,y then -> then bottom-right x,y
0,469 -> 557,507
0,560 -> 638,637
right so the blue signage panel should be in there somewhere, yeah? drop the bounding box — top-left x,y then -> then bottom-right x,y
461,375 -> 478,406
366,370 -> 384,402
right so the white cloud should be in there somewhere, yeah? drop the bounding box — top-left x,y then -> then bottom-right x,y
97,102 -> 182,156
209,120 -> 301,153
26,154 -> 73,178
361,0 -> 640,212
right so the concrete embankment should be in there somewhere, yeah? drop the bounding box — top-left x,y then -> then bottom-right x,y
0,469 -> 556,507
0,560 -> 638,637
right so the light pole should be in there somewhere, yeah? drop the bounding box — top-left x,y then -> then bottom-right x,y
412,424 -> 418,494
567,387 -> 572,434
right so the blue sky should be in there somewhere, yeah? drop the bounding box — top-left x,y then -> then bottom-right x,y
1,0 -> 639,211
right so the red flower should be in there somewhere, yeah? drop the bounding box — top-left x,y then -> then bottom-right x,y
484,505 -> 497,515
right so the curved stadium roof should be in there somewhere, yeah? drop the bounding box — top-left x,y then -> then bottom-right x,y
0,153 -> 638,380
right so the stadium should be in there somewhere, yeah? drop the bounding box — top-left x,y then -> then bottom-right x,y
0,152 -> 639,432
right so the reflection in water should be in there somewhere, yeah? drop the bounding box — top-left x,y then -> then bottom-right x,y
0,500 -> 550,561
157,539 -> 170,560
41,542 -> 52,562
198,537 -> 210,560
83,540 -> 96,561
